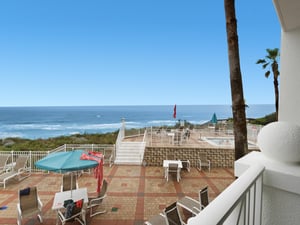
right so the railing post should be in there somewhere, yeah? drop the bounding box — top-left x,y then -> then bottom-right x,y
29,151 -> 32,173
121,118 -> 125,137
151,126 -> 153,146
11,150 -> 14,164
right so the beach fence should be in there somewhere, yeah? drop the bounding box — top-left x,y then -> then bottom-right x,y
0,144 -> 115,173
247,124 -> 263,143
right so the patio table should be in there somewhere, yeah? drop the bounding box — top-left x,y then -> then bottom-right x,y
52,187 -> 88,210
52,187 -> 88,224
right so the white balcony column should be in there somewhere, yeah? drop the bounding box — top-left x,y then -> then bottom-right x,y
235,122 -> 300,225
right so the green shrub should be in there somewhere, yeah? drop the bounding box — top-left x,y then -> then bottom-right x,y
248,112 -> 276,125
0,132 -> 118,152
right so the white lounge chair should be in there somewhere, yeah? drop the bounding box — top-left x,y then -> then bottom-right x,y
0,154 -> 11,174
0,155 -> 31,189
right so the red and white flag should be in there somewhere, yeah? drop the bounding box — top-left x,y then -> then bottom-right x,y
173,104 -> 176,119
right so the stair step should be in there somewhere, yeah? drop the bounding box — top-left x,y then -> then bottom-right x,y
115,141 -> 146,165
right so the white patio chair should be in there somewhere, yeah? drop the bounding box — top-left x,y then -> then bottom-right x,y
17,186 -> 43,225
166,163 -> 181,182
197,153 -> 211,171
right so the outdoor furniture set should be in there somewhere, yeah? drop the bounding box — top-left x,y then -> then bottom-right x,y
145,186 -> 209,225
15,150 -> 107,225
17,176 -> 108,225
163,153 -> 211,182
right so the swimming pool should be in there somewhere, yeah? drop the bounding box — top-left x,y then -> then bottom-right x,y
203,137 -> 257,148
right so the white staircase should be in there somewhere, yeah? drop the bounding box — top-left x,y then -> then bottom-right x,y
114,141 -> 146,165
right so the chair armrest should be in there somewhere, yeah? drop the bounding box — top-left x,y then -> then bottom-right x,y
57,209 -> 65,220
109,155 -> 113,167
18,167 -> 25,173
89,194 -> 106,205
17,203 -> 21,215
192,206 -> 201,213
38,196 -> 43,210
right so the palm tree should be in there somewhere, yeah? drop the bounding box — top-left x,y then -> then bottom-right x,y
224,0 -> 248,160
256,48 -> 280,121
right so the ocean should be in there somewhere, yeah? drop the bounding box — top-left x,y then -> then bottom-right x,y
0,105 -> 274,140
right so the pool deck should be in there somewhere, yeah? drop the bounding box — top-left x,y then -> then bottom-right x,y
0,165 -> 235,225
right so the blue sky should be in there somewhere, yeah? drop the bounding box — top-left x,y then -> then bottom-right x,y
0,0 -> 281,107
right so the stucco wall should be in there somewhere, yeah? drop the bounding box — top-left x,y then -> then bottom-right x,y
279,28 -> 300,123
235,151 -> 300,225
143,146 -> 235,168
263,185 -> 300,225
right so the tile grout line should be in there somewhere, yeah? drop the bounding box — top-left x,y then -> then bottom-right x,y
134,166 -> 145,223
107,165 -> 118,183
200,169 -> 225,198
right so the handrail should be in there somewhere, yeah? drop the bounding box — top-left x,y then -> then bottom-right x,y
116,122 -> 125,148
142,129 -> 147,142
188,163 -> 265,225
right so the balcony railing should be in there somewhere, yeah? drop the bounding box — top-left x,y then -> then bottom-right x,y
188,163 -> 265,225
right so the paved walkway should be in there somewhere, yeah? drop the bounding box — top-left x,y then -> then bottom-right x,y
0,165 -> 234,225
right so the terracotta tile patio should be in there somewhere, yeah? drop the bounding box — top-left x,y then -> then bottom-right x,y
0,165 -> 235,225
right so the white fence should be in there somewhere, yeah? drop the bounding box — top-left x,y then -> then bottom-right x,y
0,144 -> 115,172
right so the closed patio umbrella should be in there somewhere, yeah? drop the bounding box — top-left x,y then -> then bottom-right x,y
210,113 -> 218,124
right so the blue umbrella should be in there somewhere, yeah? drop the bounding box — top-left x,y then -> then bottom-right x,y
210,113 -> 218,124
35,150 -> 100,196
35,150 -> 98,173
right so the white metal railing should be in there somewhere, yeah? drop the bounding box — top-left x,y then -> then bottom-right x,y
188,163 -> 265,225
143,125 -> 262,148
0,144 -> 115,172
247,124 -> 263,143
142,129 -> 147,142
124,128 -> 146,138
61,144 -> 115,151
0,151 -> 48,173
145,127 -> 219,147
115,120 -> 125,154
